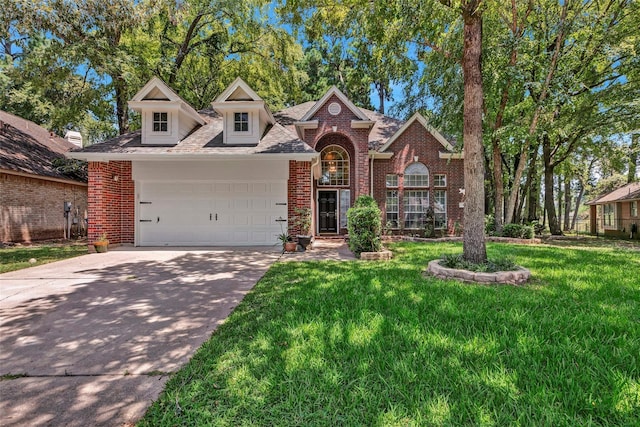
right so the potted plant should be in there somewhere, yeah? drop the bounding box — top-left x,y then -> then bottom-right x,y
93,233 -> 109,253
277,232 -> 297,252
292,207 -> 313,251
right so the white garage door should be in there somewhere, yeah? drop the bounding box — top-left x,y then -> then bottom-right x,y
138,181 -> 288,246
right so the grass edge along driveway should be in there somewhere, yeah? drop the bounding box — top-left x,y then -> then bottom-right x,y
0,244 -> 87,274
140,241 -> 639,426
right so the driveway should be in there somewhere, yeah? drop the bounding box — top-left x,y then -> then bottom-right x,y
0,247 -> 281,426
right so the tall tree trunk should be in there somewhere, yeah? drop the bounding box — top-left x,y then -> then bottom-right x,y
557,175 -> 563,230
504,2 -> 569,224
527,145 -> 540,222
114,75 -> 129,135
571,180 -> 585,231
630,133 -> 639,183
543,135 -> 562,235
563,176 -> 571,230
461,3 -> 487,263
492,138 -> 504,233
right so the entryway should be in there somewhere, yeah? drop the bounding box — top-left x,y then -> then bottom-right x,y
318,190 -> 337,233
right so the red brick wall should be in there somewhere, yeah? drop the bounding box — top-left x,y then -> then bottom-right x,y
372,121 -> 465,233
288,160 -> 312,236
1,172 -> 88,243
87,161 -> 134,245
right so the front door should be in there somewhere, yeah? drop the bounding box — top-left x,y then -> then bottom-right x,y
318,190 -> 337,233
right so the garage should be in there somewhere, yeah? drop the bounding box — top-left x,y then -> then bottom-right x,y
134,160 -> 289,246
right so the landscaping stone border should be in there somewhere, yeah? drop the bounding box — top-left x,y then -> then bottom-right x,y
360,250 -> 393,261
426,259 -> 531,285
397,236 -> 541,245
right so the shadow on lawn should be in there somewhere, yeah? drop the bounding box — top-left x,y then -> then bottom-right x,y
0,249 -> 278,426
141,244 -> 639,425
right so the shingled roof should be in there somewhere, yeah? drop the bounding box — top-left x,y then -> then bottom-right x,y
274,102 -> 404,151
586,182 -> 640,205
0,110 -> 85,183
73,109 -> 316,157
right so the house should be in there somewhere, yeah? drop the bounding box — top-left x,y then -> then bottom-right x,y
586,182 -> 640,240
0,111 -> 88,243
67,77 -> 464,247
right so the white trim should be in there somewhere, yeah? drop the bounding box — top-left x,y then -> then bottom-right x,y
300,86 -> 370,122
293,120 -> 319,139
378,112 -> 459,155
368,150 -> 393,159
351,120 -> 375,129
66,152 -> 319,162
214,77 -> 263,103
128,77 -> 204,126
439,152 -> 464,160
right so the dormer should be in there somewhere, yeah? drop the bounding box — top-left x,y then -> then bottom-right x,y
211,77 -> 275,145
128,77 -> 205,145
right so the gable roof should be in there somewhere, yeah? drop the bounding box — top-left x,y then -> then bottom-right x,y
67,110 -> 316,160
300,86 -> 371,122
378,112 -> 456,153
0,110 -> 86,183
214,77 -> 263,102
129,76 -> 205,125
586,182 -> 640,205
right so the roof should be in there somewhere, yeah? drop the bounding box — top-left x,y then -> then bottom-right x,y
0,110 -> 86,183
70,110 -> 316,158
274,102 -> 404,151
586,182 -> 640,205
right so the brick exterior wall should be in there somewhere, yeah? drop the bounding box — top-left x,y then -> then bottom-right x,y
372,121 -> 465,235
287,160 -> 312,236
1,172 -> 88,243
87,161 -> 134,245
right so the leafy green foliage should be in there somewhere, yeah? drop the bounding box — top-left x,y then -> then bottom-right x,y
139,241 -> 640,426
347,196 -> 382,256
501,223 -> 534,240
52,158 -> 88,182
440,253 -> 518,272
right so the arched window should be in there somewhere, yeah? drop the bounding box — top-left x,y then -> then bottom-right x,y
404,162 -> 429,187
319,145 -> 349,186
403,163 -> 429,229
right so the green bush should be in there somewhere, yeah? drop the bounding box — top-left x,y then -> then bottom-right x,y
347,196 -> 382,256
502,223 -> 534,239
440,253 -> 518,272
485,214 -> 497,236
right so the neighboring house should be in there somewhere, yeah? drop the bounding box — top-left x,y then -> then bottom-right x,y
0,111 -> 88,243
67,77 -> 464,247
586,181 -> 640,239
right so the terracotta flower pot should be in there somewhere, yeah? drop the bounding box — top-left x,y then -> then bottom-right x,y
284,241 -> 297,252
94,241 -> 109,253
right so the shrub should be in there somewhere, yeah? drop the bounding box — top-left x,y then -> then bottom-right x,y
440,253 -> 518,272
530,220 -> 545,236
502,223 -> 534,239
347,196 -> 382,256
485,214 -> 497,236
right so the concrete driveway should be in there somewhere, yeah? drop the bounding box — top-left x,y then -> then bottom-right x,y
0,247 -> 281,426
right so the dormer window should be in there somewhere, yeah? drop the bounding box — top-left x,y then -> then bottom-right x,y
234,112 -> 249,132
153,112 -> 168,132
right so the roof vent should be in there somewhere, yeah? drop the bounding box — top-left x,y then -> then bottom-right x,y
65,130 -> 83,148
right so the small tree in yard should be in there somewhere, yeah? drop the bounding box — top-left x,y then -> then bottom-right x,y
347,195 -> 382,257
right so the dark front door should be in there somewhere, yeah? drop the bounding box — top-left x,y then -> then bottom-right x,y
318,191 -> 338,233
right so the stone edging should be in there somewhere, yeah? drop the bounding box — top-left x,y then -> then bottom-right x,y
426,259 -> 530,285
390,236 -> 542,245
360,250 -> 393,260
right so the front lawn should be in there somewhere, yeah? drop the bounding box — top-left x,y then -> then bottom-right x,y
0,244 -> 88,273
140,242 -> 640,426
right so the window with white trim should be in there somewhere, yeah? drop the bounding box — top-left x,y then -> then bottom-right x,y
404,190 -> 429,229
434,190 -> 447,229
234,112 -> 249,132
386,174 -> 398,187
386,190 -> 399,228
603,203 -> 616,227
319,145 -> 350,186
152,112 -> 168,132
404,163 -> 429,187
631,201 -> 638,217
434,174 -> 447,187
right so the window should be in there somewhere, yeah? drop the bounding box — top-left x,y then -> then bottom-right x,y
404,163 -> 429,187
434,174 -> 447,187
632,201 -> 638,217
434,190 -> 447,228
152,112 -> 168,132
319,145 -> 349,186
404,190 -> 429,229
340,190 -> 351,228
603,203 -> 616,227
386,174 -> 398,187
234,112 -> 249,132
386,190 -> 399,227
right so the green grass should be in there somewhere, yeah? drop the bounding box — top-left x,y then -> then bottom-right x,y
0,244 -> 88,273
139,242 -> 640,426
